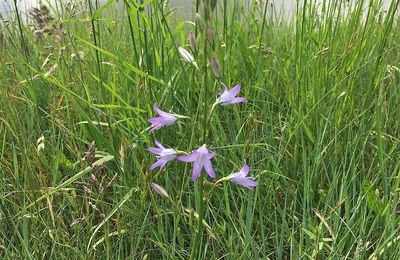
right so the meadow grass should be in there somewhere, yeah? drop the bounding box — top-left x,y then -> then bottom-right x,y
1,0 -> 400,258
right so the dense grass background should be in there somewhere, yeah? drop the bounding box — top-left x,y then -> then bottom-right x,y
1,0 -> 400,258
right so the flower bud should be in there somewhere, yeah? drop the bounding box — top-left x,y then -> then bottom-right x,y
199,1 -> 209,20
206,27 -> 214,49
151,182 -> 169,198
210,57 -> 221,78
178,47 -> 195,63
195,13 -> 202,26
188,31 -> 196,50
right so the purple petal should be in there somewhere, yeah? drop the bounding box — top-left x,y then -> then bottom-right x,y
154,139 -> 165,149
230,97 -> 246,104
148,117 -> 168,125
231,177 -> 257,189
217,84 -> 228,97
150,125 -> 160,133
158,160 -> 168,171
241,163 -> 249,175
207,151 -> 216,159
221,82 -> 229,92
203,159 -> 215,179
229,171 -> 246,179
154,103 -> 172,117
178,152 -> 198,162
148,147 -> 162,155
150,159 -> 164,170
191,160 -> 203,181
229,84 -> 241,97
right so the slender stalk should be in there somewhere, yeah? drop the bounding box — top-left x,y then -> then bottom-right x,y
123,0 -> 139,63
190,1 -> 210,257
88,0 -> 103,92
13,0 -> 29,60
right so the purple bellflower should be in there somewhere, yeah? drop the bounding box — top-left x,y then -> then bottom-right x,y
148,139 -> 178,170
178,145 -> 216,181
227,163 -> 257,190
148,104 -> 178,132
217,83 -> 246,106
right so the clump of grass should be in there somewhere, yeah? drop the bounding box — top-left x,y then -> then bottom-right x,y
1,0 -> 400,258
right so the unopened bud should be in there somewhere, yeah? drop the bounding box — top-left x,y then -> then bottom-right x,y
206,27 -> 214,49
178,47 -> 198,69
199,1 -> 209,20
188,31 -> 196,50
195,13 -> 202,26
210,57 -> 221,78
178,47 -> 195,63
151,182 -> 169,198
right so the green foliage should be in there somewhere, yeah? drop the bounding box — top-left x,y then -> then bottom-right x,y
1,0 -> 400,258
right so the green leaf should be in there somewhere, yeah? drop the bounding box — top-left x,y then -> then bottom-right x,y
92,0 -> 115,20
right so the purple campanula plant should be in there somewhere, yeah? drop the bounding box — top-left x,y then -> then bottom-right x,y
148,103 -> 189,133
226,163 -> 257,190
148,104 -> 177,132
178,145 -> 216,181
216,83 -> 246,106
148,139 -> 178,170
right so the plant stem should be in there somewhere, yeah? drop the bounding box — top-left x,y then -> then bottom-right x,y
190,4 -> 210,257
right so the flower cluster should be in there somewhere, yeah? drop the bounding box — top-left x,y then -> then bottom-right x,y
148,83 -> 257,191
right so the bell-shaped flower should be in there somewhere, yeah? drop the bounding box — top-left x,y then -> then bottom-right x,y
178,145 -> 216,181
148,139 -> 177,170
148,104 -> 177,132
216,83 -> 246,106
227,163 -> 257,190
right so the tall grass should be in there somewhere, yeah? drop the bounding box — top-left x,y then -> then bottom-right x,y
1,0 -> 400,258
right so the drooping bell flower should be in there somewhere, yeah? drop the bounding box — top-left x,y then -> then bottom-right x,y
178,145 -> 216,181
216,83 -> 246,106
227,163 -> 257,190
148,139 -> 178,170
148,104 -> 177,132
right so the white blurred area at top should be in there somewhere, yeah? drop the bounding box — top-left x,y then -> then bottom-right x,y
0,0 -> 396,22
